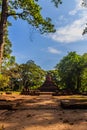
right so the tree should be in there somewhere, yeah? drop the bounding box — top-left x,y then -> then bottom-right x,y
6,63 -> 21,91
19,60 -> 45,90
55,52 -> 81,91
2,27 -> 15,71
0,21 -> 15,90
55,52 -> 87,92
80,53 -> 87,92
81,68 -> 87,92
0,0 -> 62,71
47,70 -> 60,87
0,73 -> 10,90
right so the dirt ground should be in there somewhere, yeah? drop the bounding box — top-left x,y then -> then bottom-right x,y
0,94 -> 87,130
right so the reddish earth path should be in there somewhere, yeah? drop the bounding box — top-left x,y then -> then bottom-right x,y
0,94 -> 87,130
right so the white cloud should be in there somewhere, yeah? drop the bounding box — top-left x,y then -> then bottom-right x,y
48,47 -> 61,54
69,0 -> 83,15
49,0 -> 87,43
50,17 -> 87,43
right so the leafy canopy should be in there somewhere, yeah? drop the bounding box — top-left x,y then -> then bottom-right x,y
0,0 -> 62,34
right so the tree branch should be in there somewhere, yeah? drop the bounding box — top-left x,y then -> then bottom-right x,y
7,12 -> 23,17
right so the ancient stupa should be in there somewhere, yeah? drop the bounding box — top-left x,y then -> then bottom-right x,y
39,73 -> 58,92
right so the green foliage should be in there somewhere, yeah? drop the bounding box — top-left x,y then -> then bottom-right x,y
1,51 -> 87,93
1,60 -> 45,91
81,68 -> 87,92
51,0 -> 62,7
56,52 -> 80,90
80,53 -> 87,92
6,63 -> 21,91
0,0 -> 62,72
2,25 -> 15,70
5,0 -> 62,33
19,60 -> 45,89
55,52 -> 87,93
47,69 -> 60,87
0,74 -> 10,90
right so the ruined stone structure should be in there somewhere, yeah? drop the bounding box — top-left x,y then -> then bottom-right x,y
39,73 -> 58,92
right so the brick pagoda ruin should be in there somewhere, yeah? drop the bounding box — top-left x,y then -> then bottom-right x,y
39,73 -> 58,92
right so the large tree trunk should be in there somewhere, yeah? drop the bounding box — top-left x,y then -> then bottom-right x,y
0,0 -> 8,72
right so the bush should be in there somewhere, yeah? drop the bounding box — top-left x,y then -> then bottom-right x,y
0,74 -> 10,90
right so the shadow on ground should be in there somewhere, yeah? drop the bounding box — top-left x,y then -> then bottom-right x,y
0,95 -> 87,130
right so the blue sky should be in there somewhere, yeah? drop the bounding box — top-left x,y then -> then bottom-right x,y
8,0 -> 87,70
